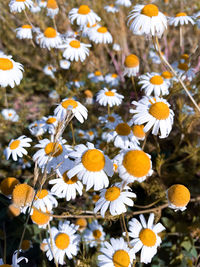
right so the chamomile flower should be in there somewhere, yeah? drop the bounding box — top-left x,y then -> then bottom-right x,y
54,98 -> 88,123
75,218 -> 87,232
28,119 -> 46,136
31,207 -> 52,228
132,124 -> 145,140
0,250 -> 28,266
84,89 -> 94,105
166,184 -> 190,211
0,177 -> 20,198
89,26 -> 113,44
106,121 -> 140,149
67,142 -> 114,191
30,2 -> 41,13
138,72 -> 170,96
96,88 -> 124,107
18,158 -> 31,169
33,138 -> 71,173
9,0 -> 33,13
16,25 -> 33,39
39,0 -> 47,8
4,135 -> 32,161
88,71 -> 104,83
59,39 -> 91,62
175,62 -> 195,81
12,183 -> 35,211
42,115 -> 58,134
33,189 -> 58,212
116,149 -> 153,183
99,113 -> 123,129
161,70 -> 173,85
36,27 -> 62,50
104,4 -> 119,13
1,108 -> 19,122
43,65 -> 56,78
94,183 -> 136,217
69,5 -> 101,26
0,55 -> 23,88
67,79 -> 85,89
131,96 -> 174,138
84,220 -> 105,247
81,22 -> 100,37
169,12 -> 195,26
128,4 -> 167,37
49,159 -> 83,201
128,213 -> 165,264
49,90 -> 59,99
44,220 -> 79,264
46,0 -> 59,18
98,237 -> 135,267
105,73 -> 120,86
60,59 -> 71,69
115,0 -> 132,7
123,54 -> 139,77
113,43 -> 121,51
21,240 -> 33,252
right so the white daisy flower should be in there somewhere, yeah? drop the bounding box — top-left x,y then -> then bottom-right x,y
49,90 -> 59,99
33,137 -> 71,173
30,2 -> 41,13
116,148 -> 153,183
59,39 -> 91,62
0,250 -> 28,266
88,26 -> 113,44
43,64 -> 56,78
169,12 -> 195,26
31,207 -> 52,229
99,113 -> 123,129
85,129 -> 97,141
9,0 -> 33,13
113,43 -> 121,51
84,220 -> 105,247
128,4 -> 167,37
0,177 -> 20,198
44,220 -> 79,265
42,115 -> 58,135
4,135 -> 32,161
46,0 -> 59,18
16,24 -> 33,39
96,88 -> 124,107
123,54 -> 139,77
115,0 -> 132,7
28,119 -> 46,137
88,70 -> 104,83
36,27 -> 62,50
98,237 -> 135,267
0,55 -> 23,88
60,59 -> 71,69
67,142 -> 114,191
33,189 -> 58,212
166,184 -> 190,211
175,62 -> 195,81
81,22 -> 100,37
105,73 -> 120,86
1,108 -> 19,122
138,72 -> 170,96
131,96 -> 174,138
128,213 -> 165,264
18,158 -> 31,169
161,70 -> 173,86
67,79 -> 85,89
39,0 -> 47,8
104,4 -> 119,13
54,98 -> 88,123
49,159 -> 83,201
132,124 -> 146,141
69,5 -> 101,26
94,183 -> 136,217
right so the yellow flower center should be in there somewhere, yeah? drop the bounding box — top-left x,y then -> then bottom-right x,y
161,71 -> 173,79
122,150 -> 151,178
132,125 -> 145,139
92,194 -> 100,202
46,117 -> 56,124
12,184 -> 35,207
44,27 -> 57,38
88,131 -> 94,136
9,140 -> 20,150
31,207 -> 50,225
94,70 -> 102,76
141,4 -> 159,17
181,53 -> 189,60
0,177 -> 20,196
139,228 -> 157,246
105,186 -> 120,201
47,0 -> 58,9
105,91 -> 115,96
8,204 -> 21,217
125,54 -> 139,68
113,163 -> 118,172
115,123 -> 131,136
75,218 -> 87,229
97,27 -> 108,33
150,75 -> 164,85
107,116 -> 115,122
113,250 -> 130,267
8,113 -> 12,116
44,142 -> 63,157
168,184 -> 190,207
149,102 -> 170,120
69,40 -> 81,48
78,5 -> 90,15
62,171 -> 78,184
93,229 -> 102,239
109,4 -> 114,7
82,149 -> 105,171
21,240 -> 31,251
55,233 -> 70,250
36,189 -> 48,199
84,89 -> 93,97
111,73 -> 118,78
61,99 -> 78,109
176,12 -> 187,17
0,58 -> 13,71
22,24 -> 32,29
178,63 -> 189,71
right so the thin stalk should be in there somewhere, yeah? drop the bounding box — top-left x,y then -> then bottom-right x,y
3,223 -> 6,264
23,10 -> 35,47
179,26 -> 184,53
70,121 -> 76,147
53,17 -> 57,31
107,104 -> 111,116
131,76 -> 138,100
47,222 -> 58,267
121,214 -> 130,246
3,87 -> 8,108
